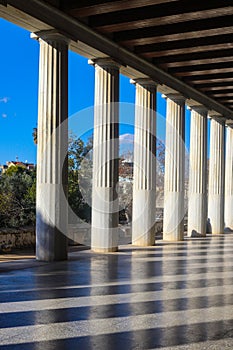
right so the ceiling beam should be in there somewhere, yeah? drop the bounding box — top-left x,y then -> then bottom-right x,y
90,4 -> 233,32
114,16 -> 233,45
134,33 -> 233,54
161,57 -> 233,68
119,27 -> 233,47
182,72 -> 233,81
153,48 -> 233,64
62,0 -> 180,17
196,82 -> 233,89
201,88 -> 233,93
169,61 -> 233,74
211,93 -> 233,98
174,68 -> 233,78
191,77 -> 233,84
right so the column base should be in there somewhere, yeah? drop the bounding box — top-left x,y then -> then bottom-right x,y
91,247 -> 118,253
162,235 -> 184,242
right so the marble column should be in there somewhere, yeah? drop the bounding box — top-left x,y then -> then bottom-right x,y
90,58 -> 120,252
208,117 -> 225,234
33,30 -> 69,261
163,94 -> 185,241
225,123 -> 233,231
131,79 -> 157,246
187,106 -> 208,237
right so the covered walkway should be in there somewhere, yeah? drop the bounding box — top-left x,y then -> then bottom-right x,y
1,233 -> 233,349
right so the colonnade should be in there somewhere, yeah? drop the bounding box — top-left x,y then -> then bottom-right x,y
33,31 -> 233,261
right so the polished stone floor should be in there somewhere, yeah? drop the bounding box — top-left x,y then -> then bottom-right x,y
1,233 -> 233,349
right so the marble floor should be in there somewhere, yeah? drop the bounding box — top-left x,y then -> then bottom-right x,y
0,233 -> 233,349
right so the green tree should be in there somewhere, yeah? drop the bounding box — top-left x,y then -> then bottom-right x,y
68,133 -> 92,223
0,167 -> 36,228
32,127 -> 37,145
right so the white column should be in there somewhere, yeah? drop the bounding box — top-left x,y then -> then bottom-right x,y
132,79 -> 157,246
208,117 -> 225,234
90,58 -> 120,252
225,123 -> 233,231
188,106 -> 208,237
33,30 -> 69,261
163,94 -> 185,241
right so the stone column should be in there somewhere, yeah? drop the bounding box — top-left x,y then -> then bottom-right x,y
131,79 -> 157,246
163,94 -> 185,241
225,123 -> 233,231
32,30 -> 69,261
187,106 -> 208,237
90,58 -> 120,252
208,117 -> 225,234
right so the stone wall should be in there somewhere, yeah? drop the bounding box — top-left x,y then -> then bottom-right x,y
0,220 -> 168,251
0,227 -> 35,251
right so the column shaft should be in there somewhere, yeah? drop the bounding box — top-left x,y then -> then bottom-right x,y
208,118 -> 225,234
225,125 -> 233,230
91,59 -> 119,252
188,107 -> 207,237
132,79 -> 157,246
35,31 -> 69,261
163,95 -> 185,241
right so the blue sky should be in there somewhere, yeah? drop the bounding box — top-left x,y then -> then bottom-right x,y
0,17 -> 195,165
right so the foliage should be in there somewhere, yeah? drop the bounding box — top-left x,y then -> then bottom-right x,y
0,130 -> 166,228
68,133 -> 92,223
0,167 -> 36,228
32,127 -> 37,145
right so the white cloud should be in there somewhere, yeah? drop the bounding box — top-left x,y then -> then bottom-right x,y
2,113 -> 7,118
119,133 -> 134,144
0,97 -> 9,103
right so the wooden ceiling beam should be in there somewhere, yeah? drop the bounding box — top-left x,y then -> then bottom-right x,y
169,61 -> 233,74
174,68 -> 233,77
196,82 -> 233,89
161,57 -> 233,69
134,33 -> 233,54
183,72 -> 233,82
191,78 -> 233,84
210,93 -> 233,98
62,0 -> 180,17
119,27 -> 233,47
114,16 -> 233,45
200,87 -> 233,93
219,100 -> 233,104
153,48 -> 233,64
142,43 -> 233,58
89,3 -> 233,32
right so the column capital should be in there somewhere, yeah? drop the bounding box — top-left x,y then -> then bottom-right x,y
226,120 -> 233,128
189,105 -> 208,116
164,93 -> 186,104
30,30 -> 70,45
88,57 -> 121,69
130,78 -> 158,88
208,115 -> 226,124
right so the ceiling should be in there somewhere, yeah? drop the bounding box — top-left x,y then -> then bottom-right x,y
56,0 -> 233,111
1,0 -> 233,115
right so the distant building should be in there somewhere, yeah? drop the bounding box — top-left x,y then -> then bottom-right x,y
0,165 -> 8,175
0,161 -> 35,174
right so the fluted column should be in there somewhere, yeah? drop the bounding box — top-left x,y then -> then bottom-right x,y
188,106 -> 208,237
163,94 -> 185,241
208,117 -> 225,234
33,30 -> 69,261
131,79 -> 157,246
90,58 -> 120,252
225,124 -> 233,231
